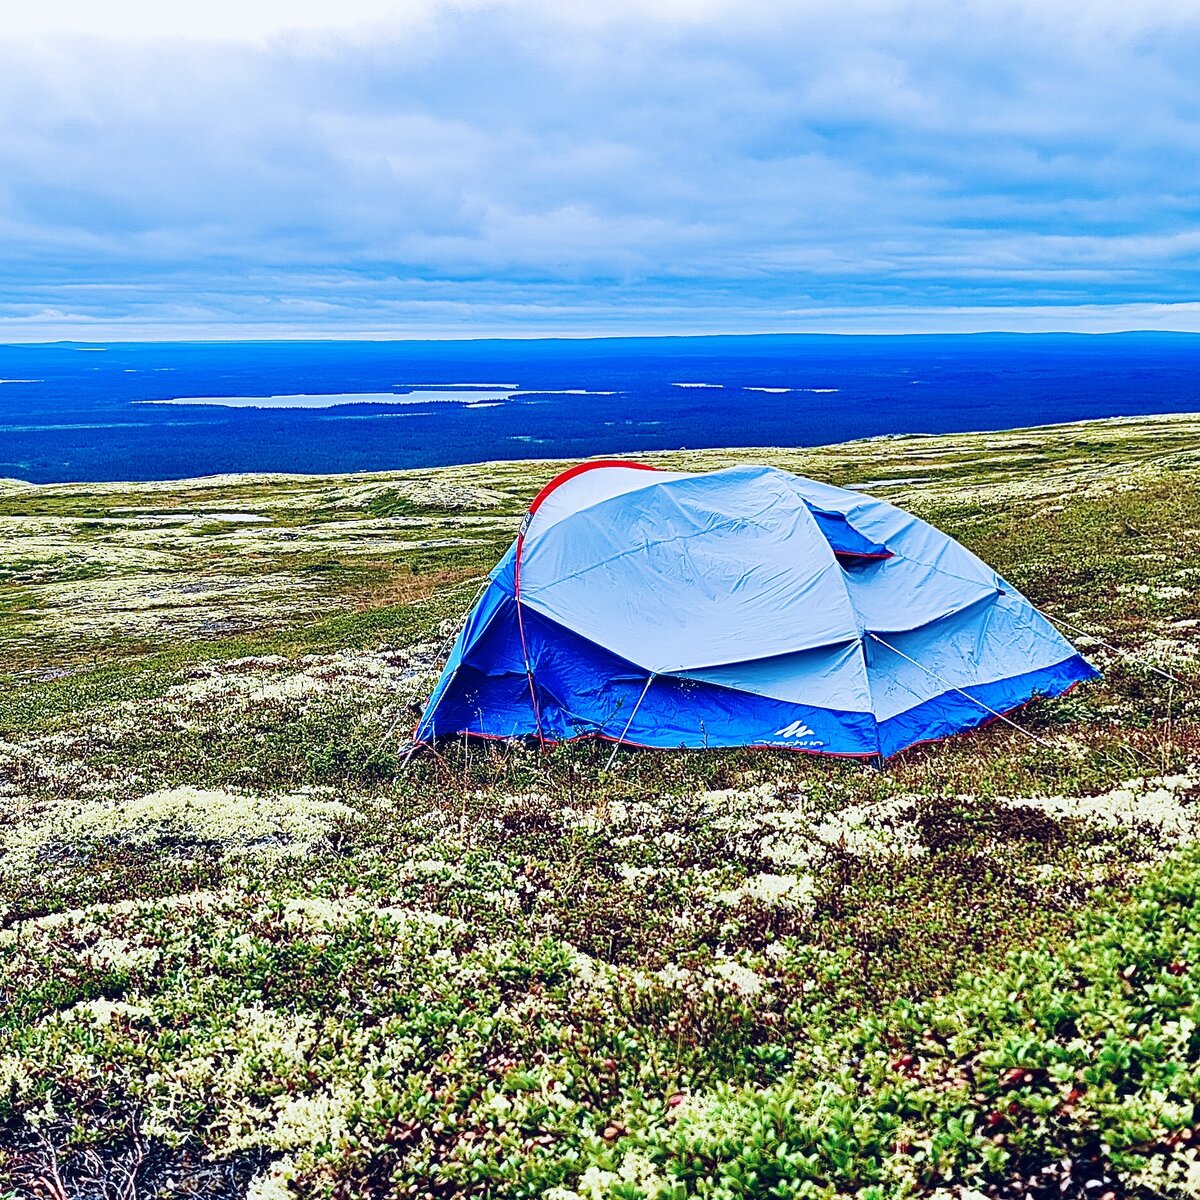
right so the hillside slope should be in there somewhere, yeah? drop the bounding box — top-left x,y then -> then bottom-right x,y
0,415 -> 1198,1199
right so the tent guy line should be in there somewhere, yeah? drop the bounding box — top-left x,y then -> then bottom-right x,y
1041,610 -> 1190,688
604,673 -> 659,770
865,631 -> 1056,751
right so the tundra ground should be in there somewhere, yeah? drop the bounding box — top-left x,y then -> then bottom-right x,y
1,414 -> 1199,1199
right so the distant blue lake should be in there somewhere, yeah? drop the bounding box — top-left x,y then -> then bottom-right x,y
1,333 -> 1199,484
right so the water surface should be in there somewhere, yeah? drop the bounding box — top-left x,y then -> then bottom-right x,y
1,332 -> 1198,483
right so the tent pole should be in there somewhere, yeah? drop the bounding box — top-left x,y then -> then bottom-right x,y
867,632 -> 1056,750
605,673 -> 656,770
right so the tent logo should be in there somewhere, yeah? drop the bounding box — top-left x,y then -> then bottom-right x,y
775,720 -> 816,739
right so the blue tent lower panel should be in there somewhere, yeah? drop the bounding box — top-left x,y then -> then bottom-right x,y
415,593 -> 1099,757
415,595 -> 879,754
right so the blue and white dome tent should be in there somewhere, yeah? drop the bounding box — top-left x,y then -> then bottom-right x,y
414,460 -> 1098,759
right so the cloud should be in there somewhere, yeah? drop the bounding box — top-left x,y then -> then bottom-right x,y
1,0 -> 1198,336
0,0 -> 441,40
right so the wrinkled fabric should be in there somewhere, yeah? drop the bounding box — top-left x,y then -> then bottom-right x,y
415,462 -> 1098,756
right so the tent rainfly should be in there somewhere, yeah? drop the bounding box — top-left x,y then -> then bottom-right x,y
414,461 -> 1098,759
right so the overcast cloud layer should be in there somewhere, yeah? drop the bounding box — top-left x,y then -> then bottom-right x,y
1,0 -> 1198,338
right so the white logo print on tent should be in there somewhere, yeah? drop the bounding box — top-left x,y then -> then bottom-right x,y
774,720 -> 816,739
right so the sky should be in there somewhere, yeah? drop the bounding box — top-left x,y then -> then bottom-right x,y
1,0 -> 1198,339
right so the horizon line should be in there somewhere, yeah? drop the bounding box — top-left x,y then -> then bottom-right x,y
6,326 -> 1200,347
